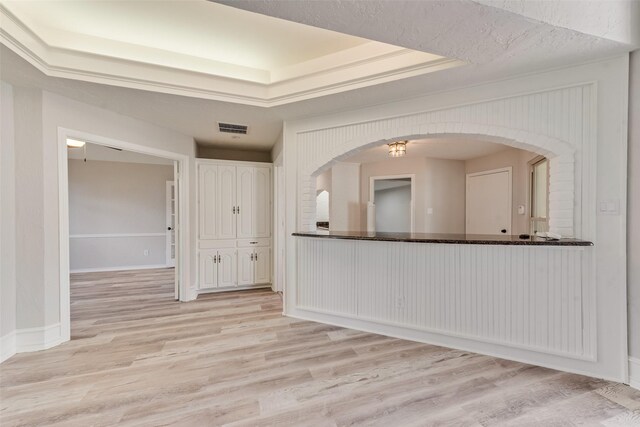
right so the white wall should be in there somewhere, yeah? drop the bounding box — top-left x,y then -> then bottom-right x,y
1,82 -> 17,356
375,184 -> 411,232
465,147 -> 539,235
329,162 -> 360,231
68,159 -> 173,272
359,157 -> 465,233
316,191 -> 330,222
628,50 -> 640,374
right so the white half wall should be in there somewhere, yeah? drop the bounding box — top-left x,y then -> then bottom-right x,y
284,55 -> 630,382
68,159 -> 173,272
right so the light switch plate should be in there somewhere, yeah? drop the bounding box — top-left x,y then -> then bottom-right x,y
598,199 -> 620,215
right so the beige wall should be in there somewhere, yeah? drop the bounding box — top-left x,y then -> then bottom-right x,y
68,159 -> 173,271
197,145 -> 271,163
628,50 -> 640,359
360,157 -> 466,233
1,81 -> 17,339
330,162 -> 360,231
465,147 -> 539,235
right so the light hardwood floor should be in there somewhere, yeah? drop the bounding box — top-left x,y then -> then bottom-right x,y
1,268 -> 639,426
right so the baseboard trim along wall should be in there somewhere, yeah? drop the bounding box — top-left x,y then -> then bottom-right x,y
630,357 -> 640,390
70,264 -> 170,273
1,323 -> 64,363
69,233 -> 165,239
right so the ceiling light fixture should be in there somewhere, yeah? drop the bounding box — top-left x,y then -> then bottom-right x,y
66,138 -> 86,148
388,140 -> 407,157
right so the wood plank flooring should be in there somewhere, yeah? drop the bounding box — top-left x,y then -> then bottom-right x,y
1,268 -> 639,426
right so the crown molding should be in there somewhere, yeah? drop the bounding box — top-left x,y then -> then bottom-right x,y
0,5 -> 464,107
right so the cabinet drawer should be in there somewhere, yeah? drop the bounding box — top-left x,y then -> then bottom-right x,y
199,239 -> 237,249
237,238 -> 271,248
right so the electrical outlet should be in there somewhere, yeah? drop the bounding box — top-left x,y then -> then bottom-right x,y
143,249 -> 149,256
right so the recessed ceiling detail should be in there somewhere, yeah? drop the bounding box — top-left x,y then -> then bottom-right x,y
0,1 -> 463,107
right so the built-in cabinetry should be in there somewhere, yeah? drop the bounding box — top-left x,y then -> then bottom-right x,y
197,160 -> 272,292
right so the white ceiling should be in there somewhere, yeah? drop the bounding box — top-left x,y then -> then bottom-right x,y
346,138 -> 511,164
5,0 -> 367,71
1,1 -> 637,151
1,1 -> 458,105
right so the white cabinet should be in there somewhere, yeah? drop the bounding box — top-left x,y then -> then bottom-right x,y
199,166 -> 218,240
237,248 -> 255,286
197,160 -> 272,292
254,247 -> 271,284
237,166 -> 271,238
199,248 -> 238,289
237,247 -> 271,286
217,166 -> 237,239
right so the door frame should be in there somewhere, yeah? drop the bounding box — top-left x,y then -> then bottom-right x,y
465,166 -> 512,235
273,152 -> 284,294
165,180 -> 176,268
368,174 -> 416,233
58,127 -> 192,344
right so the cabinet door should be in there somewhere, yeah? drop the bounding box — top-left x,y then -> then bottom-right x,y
198,165 -> 217,239
199,249 -> 218,289
217,248 -> 237,288
253,167 -> 271,238
254,247 -> 271,284
237,248 -> 254,286
236,167 -> 254,238
217,165 -> 237,239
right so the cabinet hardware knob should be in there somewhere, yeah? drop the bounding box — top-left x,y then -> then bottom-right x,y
167,227 -> 172,231
237,206 -> 240,214
218,255 -> 221,262
232,206 -> 236,214
250,241 -> 258,244
501,229 -> 507,234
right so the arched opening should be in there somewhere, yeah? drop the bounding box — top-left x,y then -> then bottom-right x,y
309,133 -> 573,237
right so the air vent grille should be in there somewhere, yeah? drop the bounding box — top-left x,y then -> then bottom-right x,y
218,122 -> 248,134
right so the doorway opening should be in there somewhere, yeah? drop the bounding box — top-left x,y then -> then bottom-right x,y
369,176 -> 415,233
58,128 -> 190,344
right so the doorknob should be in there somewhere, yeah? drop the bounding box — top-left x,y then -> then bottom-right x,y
167,227 -> 172,231
501,229 -> 507,234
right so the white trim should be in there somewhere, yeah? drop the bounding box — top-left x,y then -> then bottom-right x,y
630,357 -> 640,390
197,284 -> 272,294
165,180 -> 176,269
368,174 -> 416,233
69,233 -> 165,239
15,323 -> 64,353
0,331 -> 16,363
70,264 -> 171,274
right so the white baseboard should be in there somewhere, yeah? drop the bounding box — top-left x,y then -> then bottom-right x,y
630,357 -> 640,390
70,264 -> 170,273
16,323 -> 64,353
0,331 -> 16,363
1,323 -> 65,363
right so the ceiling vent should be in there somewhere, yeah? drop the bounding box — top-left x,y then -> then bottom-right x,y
218,122 -> 248,135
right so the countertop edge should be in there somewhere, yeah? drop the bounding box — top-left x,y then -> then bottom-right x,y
292,232 -> 594,247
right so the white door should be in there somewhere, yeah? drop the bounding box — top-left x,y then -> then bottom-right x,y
199,164 -> 218,239
166,181 -> 176,268
237,248 -> 254,286
199,249 -> 218,289
254,247 -> 271,284
217,248 -> 237,288
217,165 -> 237,239
253,167 -> 271,238
466,168 -> 512,235
237,167 -> 254,238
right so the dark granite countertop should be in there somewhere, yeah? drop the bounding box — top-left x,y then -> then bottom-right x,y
292,231 -> 593,246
